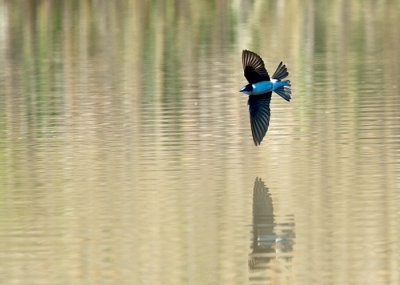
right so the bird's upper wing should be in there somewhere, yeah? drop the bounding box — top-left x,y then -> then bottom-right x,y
242,50 -> 270,83
248,93 -> 272,145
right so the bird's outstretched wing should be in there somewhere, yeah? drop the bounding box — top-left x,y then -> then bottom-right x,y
248,93 -> 272,145
242,50 -> 270,84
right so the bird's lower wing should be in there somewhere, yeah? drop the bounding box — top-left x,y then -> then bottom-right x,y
248,93 -> 272,146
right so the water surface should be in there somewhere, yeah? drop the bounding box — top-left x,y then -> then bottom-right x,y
0,1 -> 399,284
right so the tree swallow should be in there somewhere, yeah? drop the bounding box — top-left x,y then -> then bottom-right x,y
240,50 -> 291,145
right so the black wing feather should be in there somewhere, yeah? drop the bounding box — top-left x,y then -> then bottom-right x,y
242,50 -> 270,83
248,93 -> 272,145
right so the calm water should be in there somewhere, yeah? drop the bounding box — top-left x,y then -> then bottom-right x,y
0,1 -> 399,284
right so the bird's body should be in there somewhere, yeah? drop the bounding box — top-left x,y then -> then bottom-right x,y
241,79 -> 290,95
240,50 -> 292,145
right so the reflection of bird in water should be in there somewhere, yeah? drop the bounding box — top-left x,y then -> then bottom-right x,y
240,50 -> 291,145
249,177 -> 276,271
248,177 -> 295,277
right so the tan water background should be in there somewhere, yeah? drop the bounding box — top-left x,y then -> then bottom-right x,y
0,1 -> 399,284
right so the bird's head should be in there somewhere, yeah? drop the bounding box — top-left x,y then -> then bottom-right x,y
240,84 -> 253,95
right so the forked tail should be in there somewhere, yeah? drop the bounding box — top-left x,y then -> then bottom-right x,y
272,62 -> 289,80
274,81 -> 291,102
272,62 -> 291,101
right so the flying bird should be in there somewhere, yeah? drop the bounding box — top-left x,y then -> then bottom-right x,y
240,50 -> 291,145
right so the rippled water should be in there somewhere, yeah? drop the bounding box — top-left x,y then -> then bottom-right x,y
0,1 -> 399,284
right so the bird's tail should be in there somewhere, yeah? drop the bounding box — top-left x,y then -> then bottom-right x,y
272,62 -> 291,101
272,62 -> 289,80
274,81 -> 291,102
